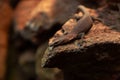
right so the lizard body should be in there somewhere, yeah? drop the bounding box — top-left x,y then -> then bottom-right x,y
50,5 -> 93,47
71,6 -> 93,35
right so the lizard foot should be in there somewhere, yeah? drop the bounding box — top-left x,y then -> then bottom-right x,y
50,33 -> 77,47
91,16 -> 104,23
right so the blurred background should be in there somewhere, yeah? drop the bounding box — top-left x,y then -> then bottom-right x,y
0,0 -> 120,80
0,0 -> 63,80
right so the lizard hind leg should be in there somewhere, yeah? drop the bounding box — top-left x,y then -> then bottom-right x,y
91,16 -> 104,24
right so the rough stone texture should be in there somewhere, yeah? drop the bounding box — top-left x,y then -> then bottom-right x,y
42,5 -> 120,80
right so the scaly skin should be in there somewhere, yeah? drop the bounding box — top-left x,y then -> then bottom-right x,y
50,5 -> 93,47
